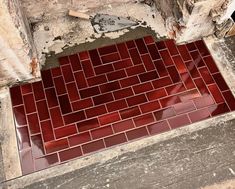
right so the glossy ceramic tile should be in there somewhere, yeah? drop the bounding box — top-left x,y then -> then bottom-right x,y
10,36 -> 235,175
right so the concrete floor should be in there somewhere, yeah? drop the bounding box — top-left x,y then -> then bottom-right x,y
0,34 -> 235,189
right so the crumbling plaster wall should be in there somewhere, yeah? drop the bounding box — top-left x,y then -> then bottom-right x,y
0,0 -> 36,87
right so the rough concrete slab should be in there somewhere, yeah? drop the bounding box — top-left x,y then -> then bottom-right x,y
2,115 -> 235,189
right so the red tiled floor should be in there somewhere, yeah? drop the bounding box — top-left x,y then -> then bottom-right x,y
10,36 -> 235,174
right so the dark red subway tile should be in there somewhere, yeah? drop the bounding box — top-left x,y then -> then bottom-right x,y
79,51 -> 89,60
51,67 -> 62,77
21,83 -> 32,94
120,75 -> 140,88
41,120 -> 54,142
126,40 -> 136,48
119,106 -> 141,119
54,76 -> 67,95
113,87 -> 134,100
101,52 -> 120,64
160,95 -> 181,108
35,153 -> 59,171
61,65 -> 75,83
87,75 -> 107,86
141,54 -> 155,71
129,48 -> 142,65
199,67 -> 214,84
55,124 -> 77,139
107,69 -> 127,81
59,146 -> 82,162
58,56 -> 69,66
71,98 -> 93,111
208,84 -> 224,103
68,132 -> 91,146
69,54 -> 82,71
185,61 -> 200,78
172,55 -> 187,74
144,36 -> 155,44
165,39 -> 178,56
74,71 -> 88,89
112,119 -> 135,133
133,82 -> 153,94
104,133 -> 127,147
167,66 -> 180,83
147,120 -> 170,135
139,70 -> 158,82
85,105 -> 107,118
77,118 -> 99,132
117,43 -> 129,59
99,112 -> 120,125
168,114 -> 191,129
13,105 -> 27,126
208,103 -> 230,116
177,45 -> 191,61
89,49 -> 102,66
82,140 -> 105,154
190,51 -> 205,68
222,91 -> 235,111
194,40 -> 210,57
179,89 -> 201,102
203,56 -> 219,74
126,126 -> 148,140
135,38 -> 148,54
126,64 -> 146,76
23,94 -> 36,113
180,73 -> 195,89
194,78 -> 209,95
49,107 -> 64,128
188,108 -> 211,123
94,64 -> 114,75
165,83 -> 186,95
186,42 -> 197,51
147,44 -> 161,60
16,127 -> 30,150
156,40 -> 166,50
127,94 -> 147,107
98,44 -> 117,55
140,100 -> 161,113
27,113 -> 40,134
146,88 -> 167,101
160,50 -> 174,66
81,60 -> 95,78
152,77 -> 172,89
19,149 -> 34,175
133,113 -> 155,127
41,69 -> 53,88
154,107 -> 176,121
91,125 -> 113,140
173,101 -> 195,114
93,93 -> 114,105
113,59 -> 133,70
45,139 -> 69,154
45,88 -> 59,108
212,73 -> 229,92
32,81 -> 45,101
106,99 -> 128,112
36,100 -> 50,121
64,111 -> 86,125
153,59 -> 168,77
193,95 -> 214,109
80,86 -> 100,98
58,95 -> 72,114
66,82 -> 80,102
31,134 -> 45,157
100,81 -> 120,93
